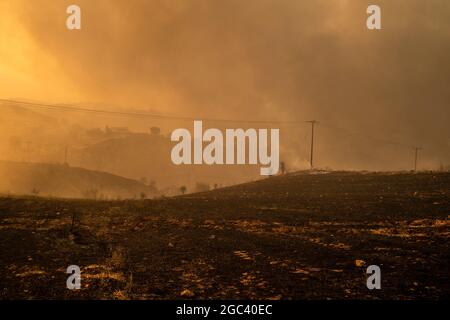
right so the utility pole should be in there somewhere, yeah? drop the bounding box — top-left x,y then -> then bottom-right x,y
414,147 -> 421,172
307,120 -> 317,170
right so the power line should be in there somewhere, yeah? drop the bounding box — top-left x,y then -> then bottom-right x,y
0,98 -> 308,125
318,122 -> 416,149
1,98 -> 431,170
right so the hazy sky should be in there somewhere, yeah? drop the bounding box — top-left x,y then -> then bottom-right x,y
1,0 -> 449,169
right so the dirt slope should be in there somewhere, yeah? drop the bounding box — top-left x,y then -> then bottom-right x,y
0,171 -> 448,299
0,161 -> 157,199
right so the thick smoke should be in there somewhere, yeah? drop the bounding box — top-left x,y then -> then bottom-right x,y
1,0 -> 449,173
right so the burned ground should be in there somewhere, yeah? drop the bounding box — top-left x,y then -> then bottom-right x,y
0,171 -> 448,299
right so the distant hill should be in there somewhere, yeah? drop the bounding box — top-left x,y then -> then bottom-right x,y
71,132 -> 260,190
183,169 -> 450,204
0,161 -> 157,199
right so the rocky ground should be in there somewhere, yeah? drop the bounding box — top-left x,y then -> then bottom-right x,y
0,171 -> 448,299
